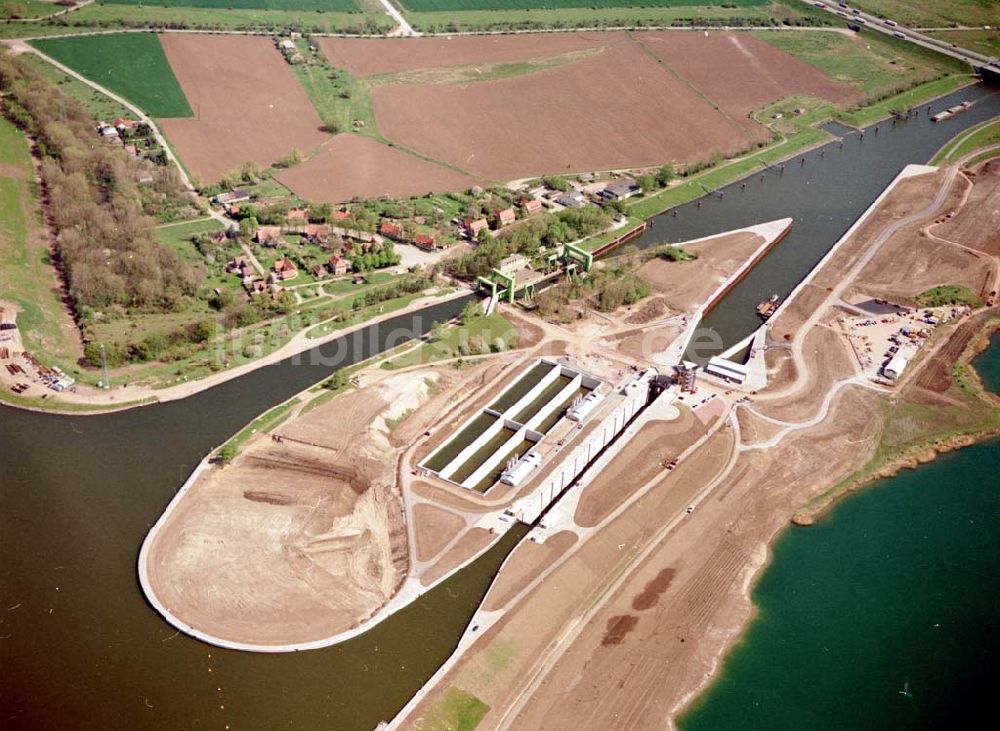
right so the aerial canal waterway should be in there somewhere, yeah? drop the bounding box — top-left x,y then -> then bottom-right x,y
680,333 -> 1000,730
629,82 -> 1000,350
1,85 -> 998,729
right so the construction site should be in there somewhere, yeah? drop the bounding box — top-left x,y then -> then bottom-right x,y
135,149 -> 1000,727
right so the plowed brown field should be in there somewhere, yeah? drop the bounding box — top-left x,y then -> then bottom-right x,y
159,34 -> 328,184
640,32 -> 860,135
317,31 -> 628,77
275,134 -> 477,203
373,42 -> 745,180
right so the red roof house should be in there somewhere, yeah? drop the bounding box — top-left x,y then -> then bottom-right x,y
464,218 -> 489,238
379,220 -> 404,241
328,254 -> 350,276
255,226 -> 282,245
272,258 -> 298,281
414,233 -> 437,251
493,207 -> 516,228
331,210 -> 352,221
520,197 -> 542,214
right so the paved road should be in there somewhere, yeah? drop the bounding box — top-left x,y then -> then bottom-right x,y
802,1 -> 999,69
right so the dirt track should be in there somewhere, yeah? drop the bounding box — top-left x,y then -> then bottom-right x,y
159,34 -> 328,184
317,32 -> 627,77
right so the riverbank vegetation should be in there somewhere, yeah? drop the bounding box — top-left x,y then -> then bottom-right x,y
932,117 -> 1000,165
381,307 -> 516,369
536,259 -> 650,321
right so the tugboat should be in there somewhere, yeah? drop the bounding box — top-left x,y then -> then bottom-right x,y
756,294 -> 780,320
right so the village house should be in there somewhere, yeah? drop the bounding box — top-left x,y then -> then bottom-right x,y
331,210 -> 352,222
493,207 -> 516,229
311,265 -> 328,279
304,223 -> 330,244
272,258 -> 298,282
600,178 -> 643,201
255,226 -> 283,245
520,197 -> 543,215
286,208 -> 308,224
328,254 -> 350,276
464,217 -> 489,239
414,233 -> 437,251
555,190 -> 586,209
226,255 -> 250,274
213,188 -> 251,206
113,118 -> 136,133
246,279 -> 269,295
379,220 -> 404,241
96,122 -> 119,140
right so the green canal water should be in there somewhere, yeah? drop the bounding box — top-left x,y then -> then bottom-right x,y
680,333 -> 1000,730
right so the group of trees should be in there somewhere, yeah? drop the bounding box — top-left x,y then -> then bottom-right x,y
536,264 -> 651,321
350,269 -> 436,311
452,206 -> 612,280
0,53 -> 200,321
348,241 -> 400,272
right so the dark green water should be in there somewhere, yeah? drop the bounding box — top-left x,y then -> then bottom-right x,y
680,334 -> 1000,730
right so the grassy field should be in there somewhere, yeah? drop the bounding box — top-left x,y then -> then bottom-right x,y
926,29 -> 1000,57
0,116 -> 83,374
931,117 -> 1000,164
32,33 -> 193,118
399,0 -> 764,10
17,53 -> 133,121
416,687 -> 490,731
382,312 -> 515,369
915,285 -> 983,308
290,40 -> 380,140
847,0 -> 1000,29
752,28 -> 960,98
407,3 -> 774,30
1,0 -> 63,19
101,0 -> 360,10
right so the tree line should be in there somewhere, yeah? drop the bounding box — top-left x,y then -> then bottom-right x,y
0,52 -> 199,324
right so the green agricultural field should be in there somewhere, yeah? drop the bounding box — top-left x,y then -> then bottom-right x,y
101,0 -> 360,10
0,117 -> 83,374
399,0 -> 763,11
753,28 -> 961,98
18,53 -> 133,121
31,34 -> 193,118
407,3 -> 788,32
847,0 -> 1000,30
